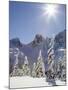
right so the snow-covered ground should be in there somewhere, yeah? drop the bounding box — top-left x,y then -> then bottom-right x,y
10,76 -> 66,88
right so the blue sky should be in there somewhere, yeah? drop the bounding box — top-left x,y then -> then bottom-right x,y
9,1 -> 66,44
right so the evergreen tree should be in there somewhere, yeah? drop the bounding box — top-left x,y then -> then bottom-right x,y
47,36 -> 55,79
59,49 -> 66,81
36,50 -> 45,77
12,48 -> 20,76
22,56 -> 31,76
62,49 -> 66,81
32,63 -> 36,77
56,49 -> 66,81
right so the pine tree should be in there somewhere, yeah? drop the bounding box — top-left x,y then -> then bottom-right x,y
56,57 -> 62,79
56,49 -> 66,81
36,50 -> 45,77
47,36 -> 55,79
12,48 -> 20,76
22,56 -> 31,76
32,63 -> 36,77
61,49 -> 66,81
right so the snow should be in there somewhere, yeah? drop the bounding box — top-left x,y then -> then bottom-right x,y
10,76 -> 66,88
55,79 -> 66,85
58,48 -> 65,51
10,76 -> 50,88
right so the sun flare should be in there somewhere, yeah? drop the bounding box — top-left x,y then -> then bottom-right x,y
42,4 -> 59,20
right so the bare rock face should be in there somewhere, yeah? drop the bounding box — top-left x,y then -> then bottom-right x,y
34,34 -> 43,43
10,38 -> 23,48
31,34 -> 45,47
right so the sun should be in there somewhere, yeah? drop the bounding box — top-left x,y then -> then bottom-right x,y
42,4 -> 59,20
45,4 -> 57,17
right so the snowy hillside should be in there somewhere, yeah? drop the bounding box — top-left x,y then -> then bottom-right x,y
10,76 -> 66,88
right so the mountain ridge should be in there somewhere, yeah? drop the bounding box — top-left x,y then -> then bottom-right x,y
9,30 -> 66,73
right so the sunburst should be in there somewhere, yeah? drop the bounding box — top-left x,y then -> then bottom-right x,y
42,4 -> 59,20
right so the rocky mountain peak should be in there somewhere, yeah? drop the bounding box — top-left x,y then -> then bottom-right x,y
31,34 -> 45,47
10,38 -> 23,48
35,34 -> 44,42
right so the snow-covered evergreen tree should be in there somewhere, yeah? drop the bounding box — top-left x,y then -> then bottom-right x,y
22,56 -> 31,76
61,49 -> 66,81
56,57 -> 62,79
47,36 -> 55,79
59,49 -> 66,81
36,50 -> 45,77
32,63 -> 36,77
11,48 -> 20,76
56,49 -> 66,81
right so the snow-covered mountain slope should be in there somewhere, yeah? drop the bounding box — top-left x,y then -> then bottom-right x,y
21,35 -> 51,66
54,30 -> 66,50
54,30 -> 66,60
